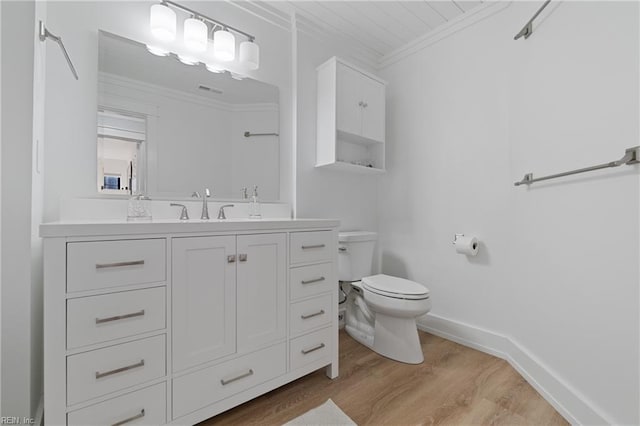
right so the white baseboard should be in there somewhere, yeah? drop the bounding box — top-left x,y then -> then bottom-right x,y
418,314 -> 612,425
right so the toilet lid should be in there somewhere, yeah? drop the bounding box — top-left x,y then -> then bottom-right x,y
362,274 -> 429,300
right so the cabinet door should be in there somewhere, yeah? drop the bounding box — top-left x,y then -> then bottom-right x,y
360,75 -> 386,142
237,233 -> 287,353
172,236 -> 236,372
336,64 -> 363,136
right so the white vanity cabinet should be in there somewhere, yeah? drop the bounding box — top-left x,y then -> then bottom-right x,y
42,220 -> 339,425
316,56 -> 387,173
172,235 -> 237,372
236,233 -> 287,353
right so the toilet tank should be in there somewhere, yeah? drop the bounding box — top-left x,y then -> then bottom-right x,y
338,231 -> 377,281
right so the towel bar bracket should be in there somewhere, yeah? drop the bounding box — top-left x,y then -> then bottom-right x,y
39,21 -> 79,80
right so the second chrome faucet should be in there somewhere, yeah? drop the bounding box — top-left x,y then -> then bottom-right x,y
173,188 -> 234,221
200,188 -> 211,220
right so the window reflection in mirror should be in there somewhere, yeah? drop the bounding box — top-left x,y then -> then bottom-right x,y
97,109 -> 146,195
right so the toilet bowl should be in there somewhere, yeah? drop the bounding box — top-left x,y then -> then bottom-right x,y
339,232 -> 431,364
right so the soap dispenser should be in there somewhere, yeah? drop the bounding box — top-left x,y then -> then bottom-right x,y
249,185 -> 261,219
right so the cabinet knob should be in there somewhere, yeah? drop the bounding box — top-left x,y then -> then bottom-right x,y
238,254 -> 248,262
227,255 -> 236,263
358,101 -> 364,107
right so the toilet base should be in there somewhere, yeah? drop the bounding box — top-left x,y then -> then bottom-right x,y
345,324 -> 374,349
373,313 -> 424,364
345,289 -> 425,364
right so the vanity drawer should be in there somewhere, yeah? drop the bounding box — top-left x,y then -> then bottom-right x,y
290,231 -> 334,265
172,342 -> 286,419
290,294 -> 333,337
290,262 -> 333,300
67,335 -> 166,406
67,239 -> 166,293
290,327 -> 333,371
67,382 -> 166,426
67,287 -> 166,350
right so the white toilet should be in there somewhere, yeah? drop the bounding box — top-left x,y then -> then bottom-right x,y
340,231 -> 431,364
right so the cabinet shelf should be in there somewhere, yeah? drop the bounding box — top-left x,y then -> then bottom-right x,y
336,129 -> 384,146
315,161 -> 385,174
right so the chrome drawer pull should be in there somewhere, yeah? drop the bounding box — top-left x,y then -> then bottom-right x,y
301,309 -> 325,320
95,359 -> 145,379
111,409 -> 145,426
220,369 -> 254,386
95,310 -> 145,324
301,244 -> 325,250
301,276 -> 325,285
95,260 -> 145,269
301,343 -> 325,355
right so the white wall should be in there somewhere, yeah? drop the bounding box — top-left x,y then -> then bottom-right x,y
378,2 -> 639,424
0,0 -> 45,418
44,1 -> 292,221
295,30 -> 379,232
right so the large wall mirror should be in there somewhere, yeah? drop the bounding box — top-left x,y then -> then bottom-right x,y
97,31 -> 280,201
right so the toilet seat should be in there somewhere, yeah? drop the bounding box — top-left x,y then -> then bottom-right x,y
362,274 -> 429,300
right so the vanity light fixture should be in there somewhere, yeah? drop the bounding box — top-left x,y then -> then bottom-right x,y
184,17 -> 208,52
150,3 -> 176,42
239,40 -> 259,70
148,0 -> 259,71
177,54 -> 199,66
205,63 -> 224,73
213,29 -> 235,62
146,45 -> 170,57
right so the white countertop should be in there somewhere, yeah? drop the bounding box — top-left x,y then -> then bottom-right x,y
40,218 -> 340,238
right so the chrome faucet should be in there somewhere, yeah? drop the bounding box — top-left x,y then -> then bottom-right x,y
217,204 -> 234,220
201,188 -> 211,220
170,203 -> 189,220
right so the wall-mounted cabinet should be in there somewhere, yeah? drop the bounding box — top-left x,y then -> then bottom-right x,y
316,57 -> 387,174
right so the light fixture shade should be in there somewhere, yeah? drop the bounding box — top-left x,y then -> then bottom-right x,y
150,4 -> 176,42
177,54 -> 199,65
205,63 -> 224,73
184,18 -> 208,52
213,29 -> 235,62
146,45 -> 170,57
239,40 -> 259,70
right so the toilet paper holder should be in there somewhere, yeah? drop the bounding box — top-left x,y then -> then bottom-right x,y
452,233 -> 464,245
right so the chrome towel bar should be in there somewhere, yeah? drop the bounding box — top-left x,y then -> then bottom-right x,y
244,131 -> 279,137
514,146 -> 640,186
39,21 -> 78,80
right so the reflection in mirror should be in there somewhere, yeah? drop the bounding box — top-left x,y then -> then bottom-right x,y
97,31 -> 280,200
97,109 -> 146,194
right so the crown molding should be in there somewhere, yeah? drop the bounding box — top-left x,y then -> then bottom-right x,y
378,1 -> 512,70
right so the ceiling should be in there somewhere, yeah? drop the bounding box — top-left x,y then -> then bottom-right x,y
248,1 -> 486,65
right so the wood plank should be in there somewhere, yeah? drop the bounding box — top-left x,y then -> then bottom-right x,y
427,1 -> 466,21
198,331 -> 568,425
403,2 -> 448,29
